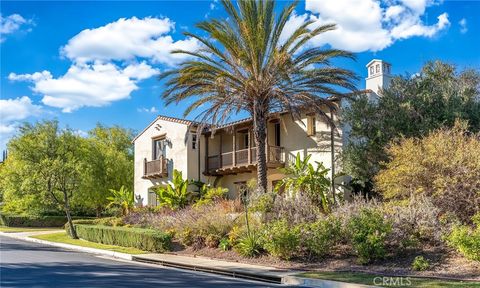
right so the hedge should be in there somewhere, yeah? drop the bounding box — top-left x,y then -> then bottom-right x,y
0,214 -> 91,227
73,224 -> 172,252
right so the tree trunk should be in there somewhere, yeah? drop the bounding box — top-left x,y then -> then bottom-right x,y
330,108 -> 336,205
253,100 -> 268,193
64,191 -> 78,239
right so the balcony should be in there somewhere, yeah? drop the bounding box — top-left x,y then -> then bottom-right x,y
142,157 -> 168,179
205,145 -> 285,176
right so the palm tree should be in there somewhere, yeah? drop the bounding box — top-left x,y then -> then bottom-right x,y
161,0 -> 357,193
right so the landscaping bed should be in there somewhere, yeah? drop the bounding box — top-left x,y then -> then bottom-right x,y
170,245 -> 480,281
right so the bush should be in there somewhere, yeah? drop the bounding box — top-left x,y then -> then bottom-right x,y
412,256 -> 430,271
262,220 -> 301,260
303,216 -> 342,258
347,208 -> 392,264
235,232 -> 263,258
0,214 -> 91,227
446,215 -> 480,261
74,224 -> 172,252
219,238 -> 230,251
387,196 -> 444,249
375,121 -> 480,223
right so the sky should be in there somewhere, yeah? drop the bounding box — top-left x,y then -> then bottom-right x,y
1,0 -> 479,151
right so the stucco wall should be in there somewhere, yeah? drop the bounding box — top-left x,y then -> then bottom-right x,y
133,118 -> 193,206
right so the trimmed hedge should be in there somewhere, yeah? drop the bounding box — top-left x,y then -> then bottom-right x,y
74,224 -> 172,252
0,214 -> 91,227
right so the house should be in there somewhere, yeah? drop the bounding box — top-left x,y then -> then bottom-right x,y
133,59 -> 391,206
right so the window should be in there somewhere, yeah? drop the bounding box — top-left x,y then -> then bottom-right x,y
153,138 -> 165,160
274,122 -> 281,146
148,190 -> 158,206
191,134 -> 197,150
370,66 -> 374,75
307,115 -> 316,136
243,133 -> 249,148
376,64 -> 380,73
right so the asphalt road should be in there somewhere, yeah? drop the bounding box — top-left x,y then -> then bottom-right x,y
0,236 -> 286,288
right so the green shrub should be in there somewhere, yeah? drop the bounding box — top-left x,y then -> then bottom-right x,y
235,232 -> 263,258
303,216 -> 342,258
74,224 -> 172,252
447,225 -> 480,262
219,238 -> 230,251
412,256 -> 430,271
0,214 -> 91,227
194,185 -> 228,207
347,208 -> 392,264
262,220 -> 301,260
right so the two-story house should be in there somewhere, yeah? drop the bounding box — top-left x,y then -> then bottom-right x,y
133,59 -> 392,206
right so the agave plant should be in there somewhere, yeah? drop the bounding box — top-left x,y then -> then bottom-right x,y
107,185 -> 134,216
155,169 -> 193,210
276,153 -> 331,212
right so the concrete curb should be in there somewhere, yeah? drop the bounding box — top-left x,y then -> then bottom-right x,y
282,275 -> 375,287
0,231 -> 132,261
132,254 -> 286,284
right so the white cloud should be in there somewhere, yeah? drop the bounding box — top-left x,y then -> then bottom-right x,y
0,96 -> 42,150
291,0 -> 450,52
0,96 -> 42,122
0,14 -> 33,42
10,62 -> 159,113
61,16 -> 200,66
8,70 -> 52,82
137,106 -> 159,113
459,18 -> 468,34
10,16 -> 198,113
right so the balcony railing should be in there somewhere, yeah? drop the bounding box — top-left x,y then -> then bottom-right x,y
206,145 -> 284,172
143,157 -> 168,178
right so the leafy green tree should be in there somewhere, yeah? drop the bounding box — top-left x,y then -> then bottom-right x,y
106,185 -> 134,216
155,170 -> 193,210
79,124 -> 134,216
343,61 -> 480,191
276,153 -> 331,212
3,121 -> 83,238
161,0 -> 357,193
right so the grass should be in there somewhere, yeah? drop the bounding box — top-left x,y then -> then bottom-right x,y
300,271 -> 480,288
0,226 -> 60,233
31,232 -> 146,255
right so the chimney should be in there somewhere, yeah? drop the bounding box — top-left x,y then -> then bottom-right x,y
366,59 -> 392,95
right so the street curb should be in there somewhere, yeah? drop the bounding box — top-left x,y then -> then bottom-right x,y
132,255 -> 285,284
282,276 -> 374,287
0,232 -> 133,261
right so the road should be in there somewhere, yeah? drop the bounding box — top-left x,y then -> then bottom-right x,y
0,236 -> 285,288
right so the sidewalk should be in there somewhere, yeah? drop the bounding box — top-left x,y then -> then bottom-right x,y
0,230 -> 374,287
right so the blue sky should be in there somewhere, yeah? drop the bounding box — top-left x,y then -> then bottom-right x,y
1,0 -> 479,150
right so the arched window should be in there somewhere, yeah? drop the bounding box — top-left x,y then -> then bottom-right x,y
376,64 -> 380,73
370,66 -> 374,75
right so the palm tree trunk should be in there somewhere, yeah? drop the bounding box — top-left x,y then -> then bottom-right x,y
253,100 -> 268,193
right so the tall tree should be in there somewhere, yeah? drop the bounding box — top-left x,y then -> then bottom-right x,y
79,124 -> 134,216
343,61 -> 480,192
161,0 -> 357,192
6,121 -> 82,238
